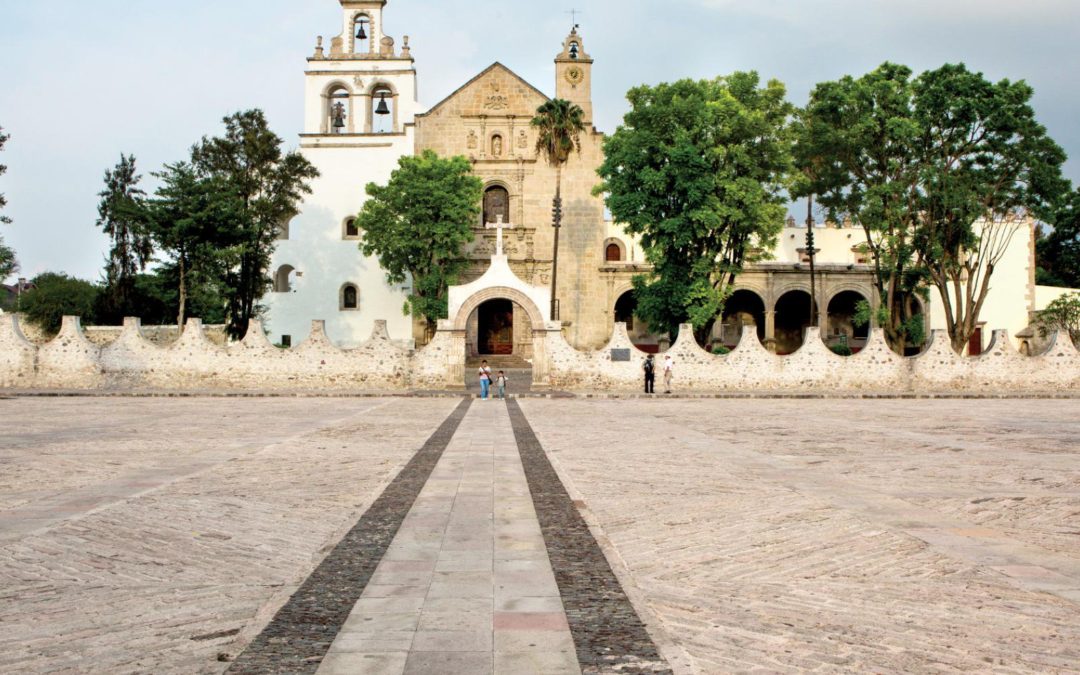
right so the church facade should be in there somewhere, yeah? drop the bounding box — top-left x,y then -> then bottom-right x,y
265,0 -> 642,355
265,0 -> 1067,363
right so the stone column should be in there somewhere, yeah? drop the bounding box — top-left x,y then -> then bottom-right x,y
764,310 -> 778,353
359,94 -> 372,133
447,328 -> 467,389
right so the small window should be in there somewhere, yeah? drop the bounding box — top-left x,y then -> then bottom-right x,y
281,335 -> 292,348
605,243 -> 622,262
344,217 -> 360,239
341,284 -> 359,310
273,265 -> 296,293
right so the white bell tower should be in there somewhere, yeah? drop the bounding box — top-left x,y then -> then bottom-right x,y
302,0 -> 419,136
264,0 -> 421,350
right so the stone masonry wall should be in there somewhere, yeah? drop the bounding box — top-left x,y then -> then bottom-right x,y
1,313 -> 1077,393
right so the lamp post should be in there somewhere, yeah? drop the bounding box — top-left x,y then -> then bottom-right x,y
550,188 -> 563,321
806,195 -> 817,328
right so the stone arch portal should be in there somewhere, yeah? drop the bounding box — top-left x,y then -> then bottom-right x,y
450,286 -> 551,390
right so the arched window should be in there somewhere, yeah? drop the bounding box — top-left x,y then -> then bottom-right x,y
606,243 -> 622,262
353,15 -> 371,55
273,265 -> 296,293
327,86 -> 349,134
483,185 -> 510,225
341,284 -> 359,311
343,217 -> 360,240
569,41 -> 581,59
371,84 -> 394,134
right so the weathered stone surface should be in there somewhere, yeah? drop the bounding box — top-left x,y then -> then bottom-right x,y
1,316 -> 1078,393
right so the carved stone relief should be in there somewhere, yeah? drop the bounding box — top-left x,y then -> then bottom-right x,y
484,82 -> 510,111
467,130 -> 478,149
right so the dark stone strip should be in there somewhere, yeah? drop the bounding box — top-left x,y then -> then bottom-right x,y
506,399 -> 672,675
227,397 -> 473,674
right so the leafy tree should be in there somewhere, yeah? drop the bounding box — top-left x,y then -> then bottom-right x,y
0,126 -> 16,280
1037,188 -> 1080,288
794,63 -> 927,353
96,154 -> 154,322
18,272 -> 102,335
598,73 -> 793,338
531,99 -> 586,320
1035,293 -> 1080,345
190,110 -> 318,339
357,150 -> 483,332
139,163 -> 241,327
912,64 -> 1067,352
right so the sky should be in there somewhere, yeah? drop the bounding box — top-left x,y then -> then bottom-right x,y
1,0 -> 1078,284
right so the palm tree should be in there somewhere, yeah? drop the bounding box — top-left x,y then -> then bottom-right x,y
531,99 -> 585,321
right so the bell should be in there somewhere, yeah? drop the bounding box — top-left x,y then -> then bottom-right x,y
356,23 -> 368,40
332,115 -> 345,129
375,93 -> 390,116
569,42 -> 579,59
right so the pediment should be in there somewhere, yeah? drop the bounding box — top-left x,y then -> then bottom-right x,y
419,62 -> 549,119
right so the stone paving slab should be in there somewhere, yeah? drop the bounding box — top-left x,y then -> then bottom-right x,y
0,397 -> 463,674
521,398 -> 1080,673
317,400 -> 582,675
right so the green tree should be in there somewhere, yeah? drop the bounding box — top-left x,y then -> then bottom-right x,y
357,150 -> 483,332
190,110 -> 318,339
531,99 -> 586,320
1037,188 -> 1080,288
139,163 -> 242,328
96,154 -> 154,322
598,73 -> 793,338
18,272 -> 102,335
0,126 -> 17,280
795,63 -> 927,353
913,64 -> 1067,352
1035,293 -> 1080,345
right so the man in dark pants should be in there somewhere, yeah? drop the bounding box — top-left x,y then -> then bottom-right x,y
643,354 -> 656,394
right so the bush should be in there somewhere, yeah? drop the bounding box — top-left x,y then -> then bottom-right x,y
18,272 -> 102,335
1036,293 -> 1080,345
711,345 -> 731,355
830,343 -> 853,357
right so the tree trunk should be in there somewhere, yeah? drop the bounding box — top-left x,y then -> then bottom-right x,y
177,253 -> 187,332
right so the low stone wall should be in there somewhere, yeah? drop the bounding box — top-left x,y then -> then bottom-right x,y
544,323 -> 1080,393
1,314 -> 1077,393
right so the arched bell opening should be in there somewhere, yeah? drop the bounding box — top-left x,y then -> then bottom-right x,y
326,85 -> 350,134
370,84 -> 395,134
352,15 -> 372,55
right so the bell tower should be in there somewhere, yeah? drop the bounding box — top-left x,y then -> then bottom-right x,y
554,27 -> 593,125
302,0 -> 418,136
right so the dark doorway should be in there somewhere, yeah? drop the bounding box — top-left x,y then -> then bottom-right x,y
614,291 -> 637,331
774,290 -> 817,354
479,299 -> 514,355
720,290 -> 766,348
968,326 -> 983,356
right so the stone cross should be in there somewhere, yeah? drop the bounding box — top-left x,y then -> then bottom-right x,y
485,214 -> 515,256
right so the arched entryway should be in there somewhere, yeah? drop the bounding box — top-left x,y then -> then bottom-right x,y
774,290 -> 817,354
717,289 -> 766,350
453,287 -> 550,394
613,290 -> 661,352
827,290 -> 870,353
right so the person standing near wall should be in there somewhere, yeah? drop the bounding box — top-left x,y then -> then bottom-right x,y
478,360 -> 492,400
496,370 -> 508,399
643,354 -> 655,394
663,354 -> 674,394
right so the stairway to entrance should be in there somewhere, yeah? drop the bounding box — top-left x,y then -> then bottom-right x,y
465,355 -> 533,394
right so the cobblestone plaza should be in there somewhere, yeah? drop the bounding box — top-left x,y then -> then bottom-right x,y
1,396 -> 1078,673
